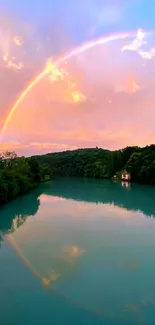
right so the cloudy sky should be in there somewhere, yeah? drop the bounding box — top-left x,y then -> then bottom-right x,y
0,0 -> 155,155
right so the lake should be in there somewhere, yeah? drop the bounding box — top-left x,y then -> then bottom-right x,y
0,178 -> 155,325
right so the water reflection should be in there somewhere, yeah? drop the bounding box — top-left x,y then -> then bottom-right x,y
121,181 -> 131,190
0,188 -> 40,233
0,178 -> 155,323
44,178 -> 155,217
1,178 -> 155,235
0,178 -> 155,277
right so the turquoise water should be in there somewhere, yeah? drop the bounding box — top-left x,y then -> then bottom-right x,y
0,178 -> 155,324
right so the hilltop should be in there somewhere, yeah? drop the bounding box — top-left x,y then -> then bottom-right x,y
35,144 -> 155,185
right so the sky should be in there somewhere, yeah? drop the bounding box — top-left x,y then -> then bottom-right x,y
0,0 -> 155,155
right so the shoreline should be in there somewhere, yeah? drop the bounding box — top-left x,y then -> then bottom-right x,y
1,144 -> 155,206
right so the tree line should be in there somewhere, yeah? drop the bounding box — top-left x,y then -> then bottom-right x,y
36,144 -> 155,184
0,144 -> 155,205
0,151 -> 52,205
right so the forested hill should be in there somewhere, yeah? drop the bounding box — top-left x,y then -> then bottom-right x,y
35,144 -> 155,185
1,144 -> 155,206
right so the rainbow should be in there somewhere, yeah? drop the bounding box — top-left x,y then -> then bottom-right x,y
5,233 -> 106,316
0,31 -> 135,138
6,234 -> 52,286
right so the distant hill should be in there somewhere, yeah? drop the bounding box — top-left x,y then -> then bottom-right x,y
35,144 -> 155,185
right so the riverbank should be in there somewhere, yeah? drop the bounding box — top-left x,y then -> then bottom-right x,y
36,144 -> 155,185
0,144 -> 155,205
0,153 -> 52,205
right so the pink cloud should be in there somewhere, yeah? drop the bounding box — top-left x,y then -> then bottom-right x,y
0,140 -> 79,156
1,28 -> 155,155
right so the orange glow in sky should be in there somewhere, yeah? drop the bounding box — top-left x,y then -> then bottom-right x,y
0,28 -> 155,155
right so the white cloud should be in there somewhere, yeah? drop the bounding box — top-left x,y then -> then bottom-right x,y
121,28 -> 155,61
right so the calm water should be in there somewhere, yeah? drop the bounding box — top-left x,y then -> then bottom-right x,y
1,178 -> 155,325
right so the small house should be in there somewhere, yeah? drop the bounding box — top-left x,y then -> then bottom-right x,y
121,171 -> 131,182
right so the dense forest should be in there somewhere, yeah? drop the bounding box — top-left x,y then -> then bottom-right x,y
36,144 -> 155,184
0,144 -> 155,205
0,151 -> 52,205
